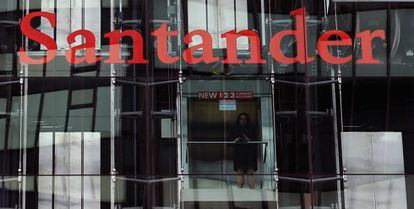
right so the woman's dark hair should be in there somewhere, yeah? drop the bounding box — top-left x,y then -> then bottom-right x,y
236,112 -> 250,126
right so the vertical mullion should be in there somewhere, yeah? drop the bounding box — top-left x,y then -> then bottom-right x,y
109,0 -> 116,208
20,0 -> 28,207
52,132 -> 55,209
385,3 -> 391,131
54,0 -> 57,42
233,0 -> 237,31
205,0 -> 208,32
81,132 -> 84,209
352,3 -> 356,78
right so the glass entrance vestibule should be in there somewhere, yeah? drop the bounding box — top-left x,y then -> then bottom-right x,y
176,78 -> 346,209
179,79 -> 276,205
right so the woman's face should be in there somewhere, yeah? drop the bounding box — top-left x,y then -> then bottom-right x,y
239,115 -> 248,127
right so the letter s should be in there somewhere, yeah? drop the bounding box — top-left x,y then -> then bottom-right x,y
19,12 -> 57,64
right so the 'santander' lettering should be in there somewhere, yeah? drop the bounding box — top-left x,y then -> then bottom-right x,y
20,11 -> 57,64
19,8 -> 386,66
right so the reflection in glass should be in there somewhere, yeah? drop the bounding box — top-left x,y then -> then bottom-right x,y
346,175 -> 407,209
38,132 -> 101,175
0,176 -> 18,208
182,175 -> 277,209
391,8 -> 414,76
355,9 -> 387,77
39,0 -> 101,49
341,132 -> 405,174
0,82 -> 21,176
38,176 -> 101,209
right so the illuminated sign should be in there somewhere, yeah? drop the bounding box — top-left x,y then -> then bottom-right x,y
219,100 -> 237,111
198,91 -> 253,100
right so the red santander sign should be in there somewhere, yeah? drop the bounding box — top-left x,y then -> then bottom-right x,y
19,8 -> 385,66
198,91 -> 253,100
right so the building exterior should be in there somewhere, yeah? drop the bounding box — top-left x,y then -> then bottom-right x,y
1,0 -> 414,209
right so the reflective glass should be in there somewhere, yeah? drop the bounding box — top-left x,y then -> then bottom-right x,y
390,8 -> 414,76
182,175 -> 277,209
0,80 -> 21,176
345,175 -> 408,209
2,1 -> 414,209
181,79 -> 275,175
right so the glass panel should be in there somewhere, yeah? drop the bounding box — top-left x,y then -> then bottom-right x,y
0,176 -> 18,208
345,175 -> 408,209
388,78 -> 414,176
340,76 -> 414,208
21,0 -> 113,77
324,4 -> 354,77
278,177 -> 310,209
116,175 -> 178,209
180,79 -> 277,206
37,0 -> 101,49
182,175 -> 277,208
114,176 -> 145,208
71,89 -> 94,107
312,180 -> 342,209
25,78 -> 111,175
181,79 -> 275,176
0,81 -> 21,175
38,132 -> 101,175
23,176 -> 110,209
390,8 -> 414,76
0,0 -> 20,76
114,83 -> 178,176
185,0 -> 267,75
342,78 -> 387,131
152,0 -> 181,74
275,83 -> 339,176
187,0 -> 248,49
301,0 -> 324,77
355,8 -> 387,77
341,132 -> 405,175
269,12 -> 295,75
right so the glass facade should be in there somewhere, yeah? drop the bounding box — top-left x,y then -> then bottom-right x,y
1,0 -> 414,209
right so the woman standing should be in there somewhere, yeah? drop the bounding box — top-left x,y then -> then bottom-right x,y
230,113 -> 258,189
